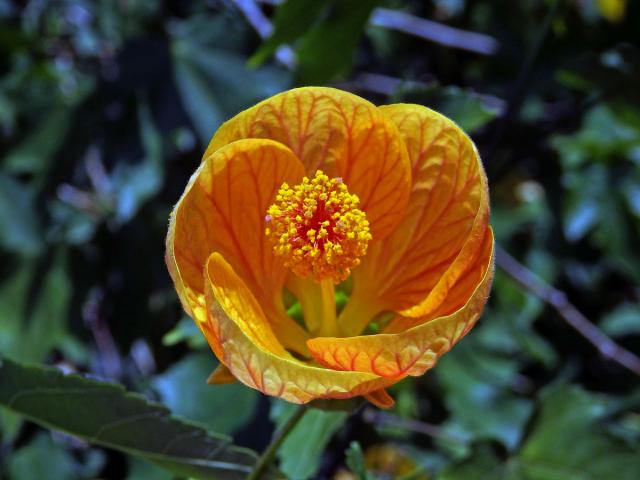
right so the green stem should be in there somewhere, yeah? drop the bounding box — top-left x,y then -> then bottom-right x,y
247,405 -> 308,480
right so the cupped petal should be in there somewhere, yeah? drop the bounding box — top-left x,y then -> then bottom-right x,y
308,228 -> 494,378
204,87 -> 412,240
204,252 -> 396,404
341,104 -> 490,336
207,364 -> 236,385
166,138 -> 310,354
365,389 -> 396,409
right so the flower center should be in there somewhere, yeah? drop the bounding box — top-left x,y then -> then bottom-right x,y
265,170 -> 372,283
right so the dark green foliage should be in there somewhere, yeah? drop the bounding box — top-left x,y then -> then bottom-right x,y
0,357 -> 264,480
0,0 -> 639,479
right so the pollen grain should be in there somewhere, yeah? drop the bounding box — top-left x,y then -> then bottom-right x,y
265,170 -> 371,283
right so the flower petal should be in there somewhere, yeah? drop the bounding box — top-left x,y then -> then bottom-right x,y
341,104 -> 490,335
204,252 -> 396,404
365,389 -> 395,409
204,87 -> 412,240
166,138 -> 310,355
308,228 -> 494,378
207,364 -> 236,385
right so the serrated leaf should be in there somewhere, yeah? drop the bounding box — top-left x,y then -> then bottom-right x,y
0,357 -> 270,480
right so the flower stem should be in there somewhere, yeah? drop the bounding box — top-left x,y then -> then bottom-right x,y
288,276 -> 338,336
247,405 -> 308,480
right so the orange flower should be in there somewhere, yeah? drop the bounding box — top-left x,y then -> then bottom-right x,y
166,87 -> 493,408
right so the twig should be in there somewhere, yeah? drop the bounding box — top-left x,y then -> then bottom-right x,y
370,8 -> 499,55
246,2 -> 499,64
496,245 -> 640,377
337,72 -> 506,114
337,72 -> 428,97
362,408 -> 467,446
82,287 -> 123,380
230,0 -> 296,69
247,405 -> 308,480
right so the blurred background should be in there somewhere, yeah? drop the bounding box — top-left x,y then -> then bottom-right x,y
1,0 -> 639,478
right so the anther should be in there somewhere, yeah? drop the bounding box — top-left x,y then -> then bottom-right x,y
265,170 -> 372,283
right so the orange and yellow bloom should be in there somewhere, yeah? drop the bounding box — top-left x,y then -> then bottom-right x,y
166,87 -> 494,408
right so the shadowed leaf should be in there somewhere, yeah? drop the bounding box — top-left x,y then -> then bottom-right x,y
0,357 -> 276,480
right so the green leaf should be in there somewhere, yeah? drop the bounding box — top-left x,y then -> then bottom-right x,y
0,357 -> 267,480
515,386 -> 640,479
127,457 -> 174,480
5,433 -> 80,480
162,316 -> 207,349
0,174 -> 43,255
296,0 -> 380,84
250,0 -> 330,67
2,107 -> 71,176
600,303 -> 640,337
436,337 -> 533,452
152,353 -> 258,435
171,15 -> 291,144
0,250 -> 77,364
271,400 -> 348,479
440,386 -> 640,479
345,441 -> 370,480
479,270 -> 557,369
5,432 -> 105,480
551,104 -> 640,168
437,444 -> 503,480
111,100 -> 164,225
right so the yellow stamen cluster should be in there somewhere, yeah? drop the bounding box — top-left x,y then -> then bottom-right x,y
265,170 -> 372,283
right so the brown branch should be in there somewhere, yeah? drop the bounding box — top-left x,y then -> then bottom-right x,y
370,8 -> 499,55
496,245 -> 640,376
362,408 -> 467,446
249,2 -> 499,61
336,72 -> 506,113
